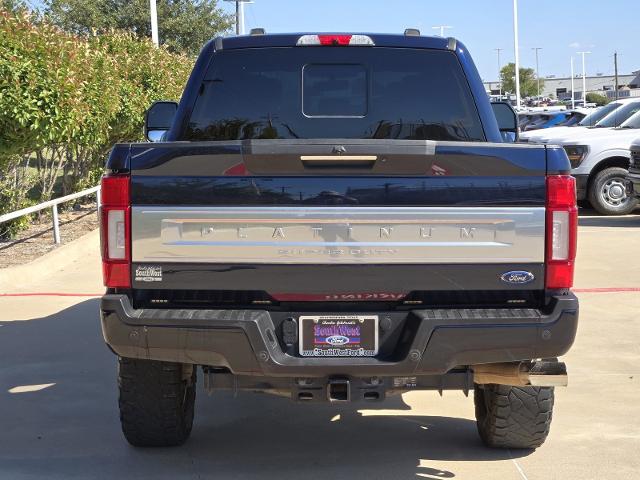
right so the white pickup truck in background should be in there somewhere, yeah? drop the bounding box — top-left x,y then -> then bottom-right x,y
520,98 -> 640,145
556,110 -> 640,214
521,98 -> 640,215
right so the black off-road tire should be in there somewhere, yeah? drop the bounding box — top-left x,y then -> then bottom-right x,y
118,357 -> 196,447
474,384 -> 554,449
588,167 -> 638,216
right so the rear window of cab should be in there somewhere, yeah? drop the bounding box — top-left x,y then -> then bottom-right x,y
185,47 -> 485,142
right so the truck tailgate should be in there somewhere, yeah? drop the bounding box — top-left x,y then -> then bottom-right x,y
123,139 -> 548,307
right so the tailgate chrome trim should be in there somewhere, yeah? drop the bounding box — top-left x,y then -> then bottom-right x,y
300,155 -> 377,161
132,206 -> 545,264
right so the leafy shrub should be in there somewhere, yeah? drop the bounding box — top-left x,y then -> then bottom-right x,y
0,9 -> 193,237
586,93 -> 610,106
0,154 -> 35,239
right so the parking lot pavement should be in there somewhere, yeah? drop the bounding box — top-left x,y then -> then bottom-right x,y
1,213 -> 639,480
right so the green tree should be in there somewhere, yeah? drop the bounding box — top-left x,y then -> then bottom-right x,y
44,0 -> 234,55
1,0 -> 26,13
500,63 -> 545,98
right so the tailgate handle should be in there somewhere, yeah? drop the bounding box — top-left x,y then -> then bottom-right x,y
300,155 -> 377,168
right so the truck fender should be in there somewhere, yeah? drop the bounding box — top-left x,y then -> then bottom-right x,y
580,149 -> 631,175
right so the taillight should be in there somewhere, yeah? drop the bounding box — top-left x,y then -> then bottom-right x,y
545,175 -> 578,289
296,34 -> 375,46
100,175 -> 130,288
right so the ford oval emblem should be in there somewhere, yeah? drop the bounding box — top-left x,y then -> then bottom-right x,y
500,271 -> 535,285
325,335 -> 350,346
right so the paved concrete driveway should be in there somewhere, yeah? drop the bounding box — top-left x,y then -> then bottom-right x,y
0,213 -> 639,480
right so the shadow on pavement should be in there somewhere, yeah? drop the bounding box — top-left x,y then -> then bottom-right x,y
0,299 -> 532,480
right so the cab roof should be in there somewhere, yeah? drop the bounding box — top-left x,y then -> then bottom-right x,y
215,33 -> 456,51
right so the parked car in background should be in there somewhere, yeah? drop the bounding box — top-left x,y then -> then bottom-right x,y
520,108 -> 603,143
558,109 -> 588,127
557,111 -> 640,215
562,99 -> 597,108
588,100 -> 640,131
523,112 -> 570,131
521,99 -> 640,144
523,110 -> 588,131
518,112 -> 531,127
518,109 -> 579,131
518,112 -> 543,130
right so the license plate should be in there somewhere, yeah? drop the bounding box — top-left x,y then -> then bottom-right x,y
298,315 -> 378,357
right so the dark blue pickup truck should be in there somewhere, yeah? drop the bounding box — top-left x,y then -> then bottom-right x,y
99,31 -> 579,449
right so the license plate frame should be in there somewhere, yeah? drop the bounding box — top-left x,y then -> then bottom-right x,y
298,315 -> 379,357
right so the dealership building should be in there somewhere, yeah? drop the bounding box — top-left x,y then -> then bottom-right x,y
484,70 -> 640,100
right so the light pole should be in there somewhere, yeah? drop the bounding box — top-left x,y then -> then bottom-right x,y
226,0 -> 253,35
149,0 -> 159,46
495,48 -> 503,97
571,57 -> 576,109
512,0 -> 521,108
432,25 -> 453,37
577,51 -> 591,104
532,47 -> 542,97
614,51 -> 619,101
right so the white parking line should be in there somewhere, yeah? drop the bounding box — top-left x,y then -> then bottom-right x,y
580,228 -> 640,233
509,450 -> 529,480
8,383 -> 56,394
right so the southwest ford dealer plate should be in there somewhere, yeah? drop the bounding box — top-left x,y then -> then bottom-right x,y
299,315 -> 378,357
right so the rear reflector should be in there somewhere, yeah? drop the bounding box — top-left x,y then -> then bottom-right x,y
550,211 -> 570,260
297,34 -> 375,46
545,175 -> 577,289
100,175 -> 131,288
107,210 -> 126,259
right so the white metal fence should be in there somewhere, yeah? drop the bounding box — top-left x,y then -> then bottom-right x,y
0,186 -> 101,244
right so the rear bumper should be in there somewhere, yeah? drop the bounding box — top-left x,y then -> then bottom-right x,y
100,293 -> 579,377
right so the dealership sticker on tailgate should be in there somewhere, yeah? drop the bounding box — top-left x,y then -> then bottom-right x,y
299,315 -> 378,357
135,265 -> 163,283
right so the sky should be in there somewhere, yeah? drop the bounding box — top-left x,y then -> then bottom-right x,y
218,0 -> 639,81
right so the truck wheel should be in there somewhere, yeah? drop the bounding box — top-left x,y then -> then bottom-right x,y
474,384 -> 554,449
118,357 -> 196,447
588,167 -> 638,215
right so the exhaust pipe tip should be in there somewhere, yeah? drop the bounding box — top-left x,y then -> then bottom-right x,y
473,360 -> 568,387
